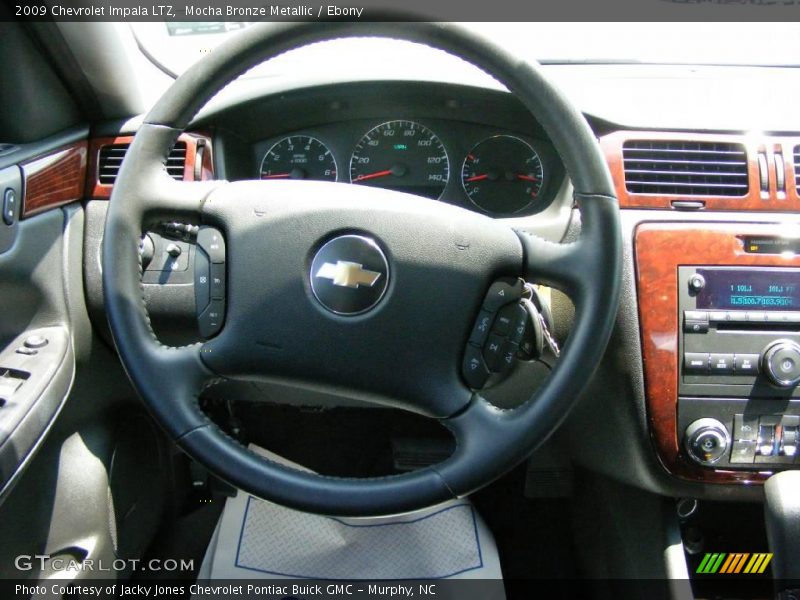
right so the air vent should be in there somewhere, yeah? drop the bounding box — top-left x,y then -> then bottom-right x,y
165,142 -> 187,180
793,145 -> 800,188
622,140 -> 749,197
98,141 -> 187,185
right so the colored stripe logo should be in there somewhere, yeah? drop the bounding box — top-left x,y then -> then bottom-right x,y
696,553 -> 772,574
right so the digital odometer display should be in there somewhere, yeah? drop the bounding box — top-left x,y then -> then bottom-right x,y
696,268 -> 800,311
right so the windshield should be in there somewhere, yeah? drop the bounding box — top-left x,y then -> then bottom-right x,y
131,22 -> 800,77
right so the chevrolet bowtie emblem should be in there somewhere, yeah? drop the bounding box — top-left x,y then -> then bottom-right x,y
310,235 -> 389,315
316,261 -> 382,289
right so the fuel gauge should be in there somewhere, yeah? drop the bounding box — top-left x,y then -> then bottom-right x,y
461,135 -> 543,215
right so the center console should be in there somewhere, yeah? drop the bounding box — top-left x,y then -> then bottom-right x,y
635,223 -> 800,483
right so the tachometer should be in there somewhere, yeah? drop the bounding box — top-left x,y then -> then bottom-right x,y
260,135 -> 337,182
350,120 -> 449,200
461,135 -> 544,214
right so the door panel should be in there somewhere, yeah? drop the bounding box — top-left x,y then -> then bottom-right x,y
0,206 -> 76,498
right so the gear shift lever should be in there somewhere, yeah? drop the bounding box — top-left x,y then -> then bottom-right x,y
764,471 -> 800,594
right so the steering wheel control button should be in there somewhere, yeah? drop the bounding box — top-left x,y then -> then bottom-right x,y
483,278 -> 524,313
3,188 -> 16,225
462,344 -> 490,388
463,281 -> 536,386
468,310 -> 494,346
198,299 -> 225,339
684,352 -> 709,374
763,340 -> 800,387
684,418 -> 730,466
197,227 -> 226,263
195,245 -> 211,314
194,227 -> 226,338
23,335 -> 48,349
483,333 -> 506,371
507,304 -> 529,345
500,342 -> 520,372
210,263 -> 226,300
492,304 -> 517,336
310,234 -> 389,316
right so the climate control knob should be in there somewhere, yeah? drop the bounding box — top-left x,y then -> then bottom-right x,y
762,340 -> 800,388
684,418 -> 730,466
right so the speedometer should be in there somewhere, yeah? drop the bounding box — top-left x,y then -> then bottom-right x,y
350,121 -> 449,200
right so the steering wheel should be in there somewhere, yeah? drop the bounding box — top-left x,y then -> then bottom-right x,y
103,23 -> 621,516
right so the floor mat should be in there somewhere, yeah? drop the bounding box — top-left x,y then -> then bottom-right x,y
198,446 -> 502,582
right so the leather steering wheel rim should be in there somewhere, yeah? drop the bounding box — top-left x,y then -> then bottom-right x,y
103,22 -> 622,516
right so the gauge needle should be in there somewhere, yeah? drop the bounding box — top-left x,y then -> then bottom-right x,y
261,173 -> 291,179
516,174 -> 539,182
352,169 -> 394,182
465,174 -> 490,183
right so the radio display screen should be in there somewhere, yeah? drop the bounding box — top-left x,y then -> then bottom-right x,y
695,268 -> 800,311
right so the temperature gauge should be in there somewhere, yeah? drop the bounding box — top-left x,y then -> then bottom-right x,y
461,135 -> 544,214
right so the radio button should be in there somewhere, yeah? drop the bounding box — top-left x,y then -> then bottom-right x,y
710,353 -> 735,374
746,311 -> 766,323
684,321 -> 708,334
684,352 -> 710,373
709,311 -> 728,322
685,322 -> 709,334
726,311 -> 748,322
684,310 -> 708,322
734,354 -> 760,374
763,341 -> 800,387
684,310 -> 709,333
766,312 -> 800,324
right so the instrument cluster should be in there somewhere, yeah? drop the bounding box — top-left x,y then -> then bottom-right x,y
253,118 -> 562,217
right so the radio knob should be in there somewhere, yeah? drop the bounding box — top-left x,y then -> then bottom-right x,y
688,273 -> 706,293
762,340 -> 800,388
684,418 -> 729,466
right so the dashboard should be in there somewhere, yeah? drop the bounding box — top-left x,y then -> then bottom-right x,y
43,67 -> 792,501
211,82 -> 565,218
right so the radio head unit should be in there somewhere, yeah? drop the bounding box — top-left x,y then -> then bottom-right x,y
679,266 -> 800,471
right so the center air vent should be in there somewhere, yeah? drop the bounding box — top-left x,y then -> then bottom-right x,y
793,145 -> 800,188
622,140 -> 749,197
98,141 -> 187,185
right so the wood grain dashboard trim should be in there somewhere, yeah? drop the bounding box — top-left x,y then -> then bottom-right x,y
87,132 -> 213,199
601,131 -> 800,212
634,222 -> 800,484
21,141 -> 88,218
